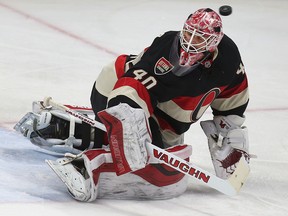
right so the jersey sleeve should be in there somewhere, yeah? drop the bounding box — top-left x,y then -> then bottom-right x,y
106,35 -> 167,117
107,75 -> 154,117
106,51 -> 156,118
211,61 -> 249,116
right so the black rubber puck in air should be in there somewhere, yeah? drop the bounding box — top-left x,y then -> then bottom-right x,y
219,5 -> 232,16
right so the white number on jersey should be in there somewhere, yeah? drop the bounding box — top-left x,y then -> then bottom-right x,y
236,63 -> 245,75
133,70 -> 157,89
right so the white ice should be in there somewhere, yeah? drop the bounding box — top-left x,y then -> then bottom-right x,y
1,0 -> 288,215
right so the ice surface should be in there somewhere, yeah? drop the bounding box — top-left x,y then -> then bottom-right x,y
1,0 -> 288,215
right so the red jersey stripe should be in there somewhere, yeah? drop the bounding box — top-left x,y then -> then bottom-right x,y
218,75 -> 248,99
114,54 -> 127,78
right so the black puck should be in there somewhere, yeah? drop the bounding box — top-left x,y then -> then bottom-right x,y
219,5 -> 232,16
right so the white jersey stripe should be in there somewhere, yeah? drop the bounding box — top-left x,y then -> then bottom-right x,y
211,88 -> 249,111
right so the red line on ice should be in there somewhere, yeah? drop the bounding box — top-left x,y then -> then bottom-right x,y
0,2 -> 118,56
246,107 -> 288,112
1,107 -> 288,128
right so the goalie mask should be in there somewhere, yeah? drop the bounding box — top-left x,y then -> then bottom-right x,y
180,8 -> 224,54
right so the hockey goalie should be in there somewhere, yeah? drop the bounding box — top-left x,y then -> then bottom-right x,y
14,8 -> 251,201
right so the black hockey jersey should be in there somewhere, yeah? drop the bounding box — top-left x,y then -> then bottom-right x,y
96,31 -> 249,137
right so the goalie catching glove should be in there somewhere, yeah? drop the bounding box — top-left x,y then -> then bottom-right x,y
200,115 -> 250,179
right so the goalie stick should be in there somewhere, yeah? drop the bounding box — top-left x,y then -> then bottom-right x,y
43,96 -> 249,196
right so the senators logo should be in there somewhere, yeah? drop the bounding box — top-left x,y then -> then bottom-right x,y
154,57 -> 174,75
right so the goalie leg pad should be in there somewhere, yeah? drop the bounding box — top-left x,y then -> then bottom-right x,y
89,145 -> 192,200
48,145 -> 192,201
96,144 -> 192,199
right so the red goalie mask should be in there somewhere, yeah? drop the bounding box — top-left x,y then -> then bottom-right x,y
180,8 -> 224,54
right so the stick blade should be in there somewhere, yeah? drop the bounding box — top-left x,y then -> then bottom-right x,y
228,157 -> 250,193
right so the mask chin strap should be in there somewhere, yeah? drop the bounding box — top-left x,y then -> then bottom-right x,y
189,51 -> 212,69
174,51 -> 212,77
199,51 -> 212,65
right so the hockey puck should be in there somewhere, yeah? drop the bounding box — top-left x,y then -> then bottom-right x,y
219,5 -> 232,16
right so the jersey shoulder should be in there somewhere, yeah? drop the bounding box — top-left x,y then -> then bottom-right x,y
135,31 -> 178,70
217,34 -> 242,64
156,31 -> 179,39
149,31 -> 179,48
215,34 -> 242,76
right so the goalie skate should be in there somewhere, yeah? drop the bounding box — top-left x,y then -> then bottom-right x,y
46,156 -> 97,202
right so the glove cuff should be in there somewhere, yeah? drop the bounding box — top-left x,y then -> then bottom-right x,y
213,115 -> 245,136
